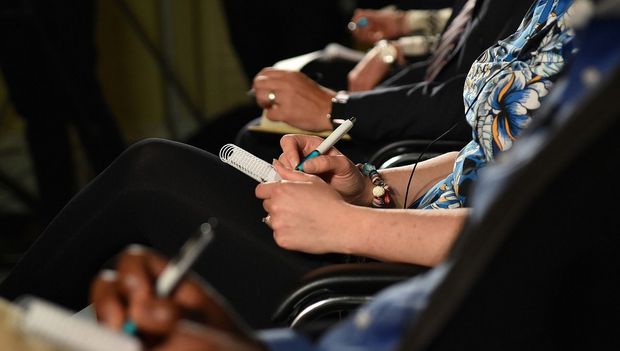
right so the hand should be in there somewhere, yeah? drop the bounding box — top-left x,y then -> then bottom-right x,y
348,42 -> 405,91
278,134 -> 373,206
252,68 -> 335,131
255,167 -> 353,254
91,246 -> 265,351
350,8 -> 408,45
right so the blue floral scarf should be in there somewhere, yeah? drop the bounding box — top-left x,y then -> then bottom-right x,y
413,0 -> 576,209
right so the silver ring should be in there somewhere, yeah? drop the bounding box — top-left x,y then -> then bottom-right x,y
262,215 -> 272,228
267,91 -> 277,105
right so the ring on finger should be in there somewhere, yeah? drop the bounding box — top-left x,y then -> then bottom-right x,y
262,215 -> 272,228
267,91 -> 277,105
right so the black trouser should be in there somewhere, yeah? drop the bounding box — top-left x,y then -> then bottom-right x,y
0,139 -> 344,328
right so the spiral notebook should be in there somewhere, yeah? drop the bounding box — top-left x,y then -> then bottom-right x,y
0,297 -> 141,351
219,144 -> 281,183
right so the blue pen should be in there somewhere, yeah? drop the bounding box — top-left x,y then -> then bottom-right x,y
295,117 -> 356,171
122,221 -> 215,335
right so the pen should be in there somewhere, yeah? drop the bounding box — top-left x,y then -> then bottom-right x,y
347,17 -> 368,31
295,117 -> 356,171
122,221 -> 216,335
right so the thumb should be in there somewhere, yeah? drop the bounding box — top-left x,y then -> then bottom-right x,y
302,155 -> 353,176
273,159 -> 315,182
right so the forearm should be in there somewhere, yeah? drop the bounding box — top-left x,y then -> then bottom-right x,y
378,151 -> 458,207
337,205 -> 469,266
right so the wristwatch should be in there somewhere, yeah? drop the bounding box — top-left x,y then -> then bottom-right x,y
329,91 -> 350,129
375,39 -> 398,65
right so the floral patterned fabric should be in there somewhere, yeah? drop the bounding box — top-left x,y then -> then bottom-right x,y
413,0 -> 576,209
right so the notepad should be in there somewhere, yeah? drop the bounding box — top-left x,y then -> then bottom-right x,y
219,144 -> 281,183
3,297 -> 142,351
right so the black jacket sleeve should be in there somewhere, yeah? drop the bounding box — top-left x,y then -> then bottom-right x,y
344,74 -> 472,143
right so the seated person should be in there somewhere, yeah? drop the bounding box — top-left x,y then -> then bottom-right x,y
240,0 -> 534,162
90,12 -> 620,348
0,0 -> 576,330
301,5 -> 453,92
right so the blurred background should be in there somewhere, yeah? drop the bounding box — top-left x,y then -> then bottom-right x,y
0,0 -> 415,274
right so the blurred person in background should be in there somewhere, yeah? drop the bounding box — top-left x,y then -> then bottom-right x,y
0,0 -> 126,225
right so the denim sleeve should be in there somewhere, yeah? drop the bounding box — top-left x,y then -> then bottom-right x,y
258,329 -> 315,351
260,264 -> 450,351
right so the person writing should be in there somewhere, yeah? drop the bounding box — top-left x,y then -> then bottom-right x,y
89,6 -> 620,349
0,0 -> 576,329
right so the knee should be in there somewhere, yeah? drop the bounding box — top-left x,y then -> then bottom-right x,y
114,138 -> 187,176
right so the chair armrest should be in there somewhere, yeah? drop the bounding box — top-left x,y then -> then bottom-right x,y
271,262 -> 429,327
369,140 -> 467,169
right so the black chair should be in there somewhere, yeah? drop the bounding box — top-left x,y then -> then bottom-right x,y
272,67 -> 620,348
271,262 -> 429,328
369,139 -> 468,169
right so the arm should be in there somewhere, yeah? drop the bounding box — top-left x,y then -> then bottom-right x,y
252,68 -> 471,142
378,151 -> 458,207
255,169 -> 467,266
341,75 -> 470,142
339,205 -> 468,266
257,159 -> 467,266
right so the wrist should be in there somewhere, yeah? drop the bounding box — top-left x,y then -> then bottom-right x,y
329,90 -> 350,130
358,163 -> 394,208
318,89 -> 337,131
398,10 -> 411,36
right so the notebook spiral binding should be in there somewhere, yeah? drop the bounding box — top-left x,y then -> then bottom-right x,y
219,144 -> 281,183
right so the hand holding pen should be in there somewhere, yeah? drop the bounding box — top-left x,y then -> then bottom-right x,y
275,129 -> 374,207
90,224 -> 262,349
348,8 -> 409,45
118,222 -> 215,335
295,117 -> 355,171
91,221 -> 247,334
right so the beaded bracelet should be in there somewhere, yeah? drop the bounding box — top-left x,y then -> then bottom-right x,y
358,163 -> 393,208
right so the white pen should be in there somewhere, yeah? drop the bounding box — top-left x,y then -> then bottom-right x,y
122,221 -> 215,334
155,222 -> 214,297
295,117 -> 356,171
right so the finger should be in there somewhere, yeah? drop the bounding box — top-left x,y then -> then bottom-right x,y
254,182 -> 279,199
91,270 -> 125,330
299,155 -> 350,175
116,245 -> 155,301
255,67 -> 289,79
277,154 -> 294,170
372,31 -> 385,42
279,135 -> 323,165
273,160 -> 316,182
261,198 -> 274,213
279,135 -> 302,166
253,81 -> 290,108
263,104 -> 286,121
130,297 -> 180,335
141,251 -> 241,332
252,75 -> 290,92
253,87 -> 284,109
